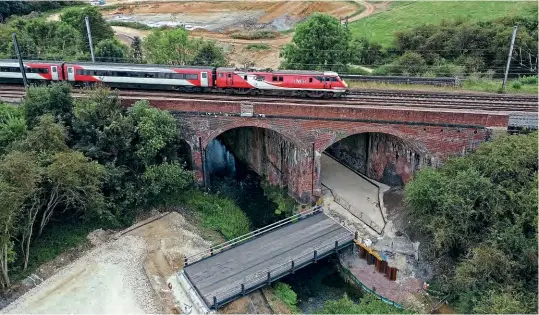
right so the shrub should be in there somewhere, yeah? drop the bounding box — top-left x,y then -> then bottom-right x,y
231,30 -> 278,40
108,20 -> 153,30
519,75 -> 538,85
245,43 -> 271,51
182,189 -> 250,240
273,282 -> 298,310
511,81 -> 522,90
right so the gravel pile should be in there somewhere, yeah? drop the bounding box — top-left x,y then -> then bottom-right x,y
2,236 -> 159,314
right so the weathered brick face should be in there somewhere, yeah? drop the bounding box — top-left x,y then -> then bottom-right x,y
121,97 -> 507,203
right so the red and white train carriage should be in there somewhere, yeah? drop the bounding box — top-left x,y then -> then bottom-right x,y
0,59 -> 349,97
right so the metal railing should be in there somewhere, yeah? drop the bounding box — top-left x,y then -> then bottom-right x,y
184,206 -> 324,265
208,232 -> 355,307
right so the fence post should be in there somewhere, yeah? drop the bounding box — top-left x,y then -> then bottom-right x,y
291,260 -> 295,274
213,296 -> 217,309
184,257 -> 188,266
241,283 -> 245,296
314,250 -> 318,263
334,240 -> 339,253
210,248 -> 214,256
267,272 -> 271,285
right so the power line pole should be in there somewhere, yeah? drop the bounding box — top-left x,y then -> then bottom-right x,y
12,33 -> 28,89
502,25 -> 518,92
85,16 -> 95,62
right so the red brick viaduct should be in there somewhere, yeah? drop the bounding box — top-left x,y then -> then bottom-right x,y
123,96 -> 508,204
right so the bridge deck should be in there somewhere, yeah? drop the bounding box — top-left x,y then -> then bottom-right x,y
184,212 -> 354,309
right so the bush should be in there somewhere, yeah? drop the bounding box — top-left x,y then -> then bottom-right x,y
231,30 -> 277,40
245,43 -> 271,51
108,20 -> 153,30
519,75 -> 538,85
181,189 -> 250,240
273,282 -> 298,310
511,81 -> 522,90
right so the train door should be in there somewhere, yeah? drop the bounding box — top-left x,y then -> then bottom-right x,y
67,66 -> 75,81
200,72 -> 208,87
226,72 -> 233,86
51,66 -> 59,81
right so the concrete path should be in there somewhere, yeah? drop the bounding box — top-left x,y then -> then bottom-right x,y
320,154 -> 385,230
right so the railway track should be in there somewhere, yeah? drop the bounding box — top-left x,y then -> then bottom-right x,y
1,85 -> 537,113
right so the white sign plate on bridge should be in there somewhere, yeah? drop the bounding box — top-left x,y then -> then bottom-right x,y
240,103 -> 254,117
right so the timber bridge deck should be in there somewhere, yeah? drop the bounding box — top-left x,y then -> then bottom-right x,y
182,207 -> 355,310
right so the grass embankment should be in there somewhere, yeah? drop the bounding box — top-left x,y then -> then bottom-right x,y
347,76 -> 538,94
349,1 -> 537,47
180,189 -> 251,240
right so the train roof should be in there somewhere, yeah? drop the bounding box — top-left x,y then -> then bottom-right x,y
0,59 -> 62,65
217,67 -> 340,76
65,61 -> 214,70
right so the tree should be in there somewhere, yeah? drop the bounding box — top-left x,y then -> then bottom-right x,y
23,83 -> 73,129
142,27 -> 227,66
39,150 -> 105,236
95,38 -> 128,63
142,162 -> 193,206
280,14 -> 352,71
142,27 -> 195,65
0,151 -> 41,271
404,132 -> 538,314
131,36 -> 143,62
61,6 -> 115,51
191,39 -> 227,67
0,103 -> 27,154
391,51 -> 427,76
128,100 -> 180,166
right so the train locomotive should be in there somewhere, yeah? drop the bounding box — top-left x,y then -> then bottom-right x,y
0,59 -> 349,98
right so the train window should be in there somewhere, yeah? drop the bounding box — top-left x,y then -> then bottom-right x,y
272,76 -> 277,81
255,75 -> 265,81
279,76 -> 283,82
68,68 -> 73,73
227,73 -> 232,78
202,72 -> 207,79
244,75 -> 247,80
309,78 -> 313,83
52,67 -> 57,73
186,74 -> 198,80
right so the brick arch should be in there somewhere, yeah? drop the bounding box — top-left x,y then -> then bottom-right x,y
201,120 -> 308,150
317,126 -> 432,156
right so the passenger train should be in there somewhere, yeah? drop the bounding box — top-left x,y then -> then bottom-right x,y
0,59 -> 349,98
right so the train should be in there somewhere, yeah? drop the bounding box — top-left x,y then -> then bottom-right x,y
0,59 -> 349,98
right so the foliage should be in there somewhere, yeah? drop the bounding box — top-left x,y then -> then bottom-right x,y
245,43 -> 271,51
95,38 -> 128,63
0,103 -> 27,154
61,6 -> 115,51
0,17 -> 84,60
404,133 -> 538,313
261,180 -> 296,216
273,282 -> 298,311
231,30 -> 277,40
348,1 -> 537,47
131,36 -> 143,62
317,294 -> 408,314
0,83 -> 198,287
181,189 -> 250,240
23,82 -> 73,129
107,20 -> 153,30
280,13 -> 352,71
142,162 -> 193,207
142,27 -> 227,66
0,1 -> 78,20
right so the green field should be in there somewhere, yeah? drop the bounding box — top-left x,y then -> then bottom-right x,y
349,1 -> 538,47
